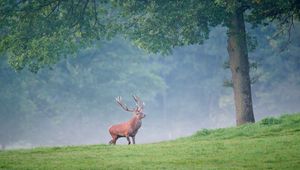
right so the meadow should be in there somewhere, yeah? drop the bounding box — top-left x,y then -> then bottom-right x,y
1,113 -> 300,170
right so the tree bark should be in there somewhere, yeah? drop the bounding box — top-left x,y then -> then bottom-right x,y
227,8 -> 255,125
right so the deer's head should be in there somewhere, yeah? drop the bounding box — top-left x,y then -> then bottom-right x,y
116,95 -> 146,120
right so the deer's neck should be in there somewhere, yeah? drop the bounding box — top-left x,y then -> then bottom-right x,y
129,116 -> 141,127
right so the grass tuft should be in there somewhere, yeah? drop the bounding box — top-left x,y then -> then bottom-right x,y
260,117 -> 282,125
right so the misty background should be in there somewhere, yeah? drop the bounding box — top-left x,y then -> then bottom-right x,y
1,22 -> 300,149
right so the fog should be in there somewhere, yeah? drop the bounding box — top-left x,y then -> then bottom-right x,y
1,23 -> 300,149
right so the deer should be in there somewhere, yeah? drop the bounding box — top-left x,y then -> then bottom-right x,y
108,96 -> 146,145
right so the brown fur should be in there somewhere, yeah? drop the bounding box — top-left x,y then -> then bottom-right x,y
108,96 -> 146,145
109,112 -> 145,145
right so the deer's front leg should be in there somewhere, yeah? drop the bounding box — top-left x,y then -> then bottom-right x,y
126,136 -> 131,145
132,136 -> 135,144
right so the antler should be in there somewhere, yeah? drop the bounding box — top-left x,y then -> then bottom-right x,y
116,96 -> 135,112
132,95 -> 145,111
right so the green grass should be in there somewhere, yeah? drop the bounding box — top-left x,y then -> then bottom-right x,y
1,113 -> 300,170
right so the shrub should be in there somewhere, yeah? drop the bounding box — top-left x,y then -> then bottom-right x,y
195,129 -> 211,136
260,117 -> 282,125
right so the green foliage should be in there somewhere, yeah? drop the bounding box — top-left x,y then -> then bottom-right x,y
260,117 -> 282,125
112,0 -> 225,54
0,38 -> 167,147
246,0 -> 300,26
1,0 -> 299,72
195,128 -> 211,136
0,113 -> 299,169
0,0 -> 109,71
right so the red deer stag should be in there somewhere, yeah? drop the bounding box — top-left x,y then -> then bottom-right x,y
108,96 -> 146,145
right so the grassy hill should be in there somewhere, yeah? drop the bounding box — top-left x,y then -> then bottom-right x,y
1,113 -> 300,170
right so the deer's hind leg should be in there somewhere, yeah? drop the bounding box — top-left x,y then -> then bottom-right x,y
109,135 -> 118,145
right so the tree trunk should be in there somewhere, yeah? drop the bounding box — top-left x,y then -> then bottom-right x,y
227,8 -> 255,125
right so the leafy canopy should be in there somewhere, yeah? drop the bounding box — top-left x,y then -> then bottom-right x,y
0,0 -> 109,72
0,0 -> 299,72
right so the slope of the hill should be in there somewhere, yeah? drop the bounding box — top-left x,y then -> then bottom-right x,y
0,113 -> 300,169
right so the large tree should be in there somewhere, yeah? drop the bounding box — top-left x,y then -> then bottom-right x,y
1,0 -> 299,125
109,0 -> 299,125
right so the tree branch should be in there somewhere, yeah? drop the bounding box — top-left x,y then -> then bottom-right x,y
71,0 -> 90,29
45,0 -> 61,18
93,0 -> 98,27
